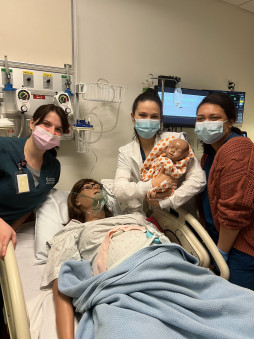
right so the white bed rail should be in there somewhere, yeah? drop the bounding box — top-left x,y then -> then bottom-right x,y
152,207 -> 230,280
0,241 -> 31,339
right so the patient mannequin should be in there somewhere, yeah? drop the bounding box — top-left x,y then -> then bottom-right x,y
141,138 -> 194,199
51,179 -> 112,339
46,178 -> 167,339
43,178 -> 254,339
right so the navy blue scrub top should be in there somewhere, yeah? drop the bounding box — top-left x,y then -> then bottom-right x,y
0,136 -> 60,223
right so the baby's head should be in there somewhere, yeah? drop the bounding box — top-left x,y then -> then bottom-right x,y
165,139 -> 189,162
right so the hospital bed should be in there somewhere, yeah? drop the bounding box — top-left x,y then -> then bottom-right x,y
0,188 -> 229,339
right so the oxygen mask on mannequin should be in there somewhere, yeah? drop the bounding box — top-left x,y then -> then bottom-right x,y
91,191 -> 108,211
73,189 -> 108,216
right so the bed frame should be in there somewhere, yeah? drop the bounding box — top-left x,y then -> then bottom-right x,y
0,207 -> 229,339
151,207 -> 229,279
0,241 -> 31,339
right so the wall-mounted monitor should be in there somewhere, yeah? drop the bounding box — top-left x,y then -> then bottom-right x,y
209,90 -> 245,125
155,86 -> 246,127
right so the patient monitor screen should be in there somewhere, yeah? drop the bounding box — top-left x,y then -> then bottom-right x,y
158,87 -> 208,127
156,87 -> 246,127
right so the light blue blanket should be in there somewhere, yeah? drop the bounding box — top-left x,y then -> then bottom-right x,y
58,244 -> 254,339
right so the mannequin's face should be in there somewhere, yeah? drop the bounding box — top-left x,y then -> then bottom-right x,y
75,182 -> 103,209
165,139 -> 189,162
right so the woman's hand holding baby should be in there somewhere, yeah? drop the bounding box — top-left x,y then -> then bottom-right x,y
147,188 -> 174,206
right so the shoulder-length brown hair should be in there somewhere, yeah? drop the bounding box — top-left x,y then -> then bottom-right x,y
65,178 -> 112,225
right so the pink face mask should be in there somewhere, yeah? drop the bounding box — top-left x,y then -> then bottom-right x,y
32,126 -> 61,150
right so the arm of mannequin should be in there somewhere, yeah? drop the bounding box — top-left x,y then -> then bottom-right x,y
151,168 -> 178,190
53,279 -> 75,339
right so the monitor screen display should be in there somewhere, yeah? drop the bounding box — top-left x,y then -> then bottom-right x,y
155,86 -> 246,127
209,90 -> 245,125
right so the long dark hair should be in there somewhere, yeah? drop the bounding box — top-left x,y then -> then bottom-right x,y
196,92 -> 242,155
132,88 -> 163,138
66,178 -> 112,224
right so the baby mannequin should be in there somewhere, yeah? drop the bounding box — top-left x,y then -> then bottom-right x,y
141,137 -> 194,199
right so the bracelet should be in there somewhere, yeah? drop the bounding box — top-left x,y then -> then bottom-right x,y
217,245 -> 229,255
217,245 -> 229,262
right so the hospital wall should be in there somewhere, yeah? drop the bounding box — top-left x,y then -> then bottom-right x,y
0,0 -> 72,67
2,0 -> 254,190
55,0 -> 254,190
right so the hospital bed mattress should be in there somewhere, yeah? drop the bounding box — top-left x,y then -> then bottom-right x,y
0,208 -> 229,339
1,222 -> 58,339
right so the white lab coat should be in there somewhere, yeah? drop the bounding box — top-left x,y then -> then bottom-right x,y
113,131 -> 206,214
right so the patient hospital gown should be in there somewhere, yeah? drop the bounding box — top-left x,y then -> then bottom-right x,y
40,213 -> 169,288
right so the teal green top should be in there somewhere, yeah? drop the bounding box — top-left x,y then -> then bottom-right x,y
0,136 -> 60,223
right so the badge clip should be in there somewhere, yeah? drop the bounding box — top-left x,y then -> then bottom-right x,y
15,161 -> 30,194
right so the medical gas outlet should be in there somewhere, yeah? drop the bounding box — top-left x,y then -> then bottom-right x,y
54,92 -> 73,115
16,88 -> 31,113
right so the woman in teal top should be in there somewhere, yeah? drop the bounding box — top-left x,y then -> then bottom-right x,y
0,104 -> 69,258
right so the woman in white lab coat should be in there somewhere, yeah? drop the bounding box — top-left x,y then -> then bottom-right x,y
113,88 -> 206,214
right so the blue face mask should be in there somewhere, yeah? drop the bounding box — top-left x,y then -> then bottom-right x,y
135,119 -> 160,139
194,120 -> 228,144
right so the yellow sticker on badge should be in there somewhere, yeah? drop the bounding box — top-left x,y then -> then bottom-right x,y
16,173 -> 30,193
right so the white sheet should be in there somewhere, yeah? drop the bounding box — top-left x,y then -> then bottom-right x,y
15,222 -> 58,339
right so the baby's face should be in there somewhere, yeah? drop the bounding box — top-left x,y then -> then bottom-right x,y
165,140 -> 189,161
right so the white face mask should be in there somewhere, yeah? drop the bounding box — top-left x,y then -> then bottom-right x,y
194,120 -> 228,144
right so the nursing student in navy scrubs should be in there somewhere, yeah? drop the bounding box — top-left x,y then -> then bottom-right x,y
0,104 -> 69,258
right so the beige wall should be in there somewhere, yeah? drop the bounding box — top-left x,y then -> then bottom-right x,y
0,0 -> 72,67
56,0 -> 254,190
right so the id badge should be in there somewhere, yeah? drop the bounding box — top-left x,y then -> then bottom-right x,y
15,172 -> 30,193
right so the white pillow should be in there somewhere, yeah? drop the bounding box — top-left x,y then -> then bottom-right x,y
35,189 -> 69,263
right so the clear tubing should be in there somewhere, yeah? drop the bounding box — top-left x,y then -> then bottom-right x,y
88,147 -> 97,178
17,115 -> 25,138
89,102 -> 121,134
84,111 -> 103,144
102,101 -> 121,133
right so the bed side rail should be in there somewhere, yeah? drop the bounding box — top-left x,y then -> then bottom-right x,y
152,207 -> 230,280
0,241 -> 31,339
